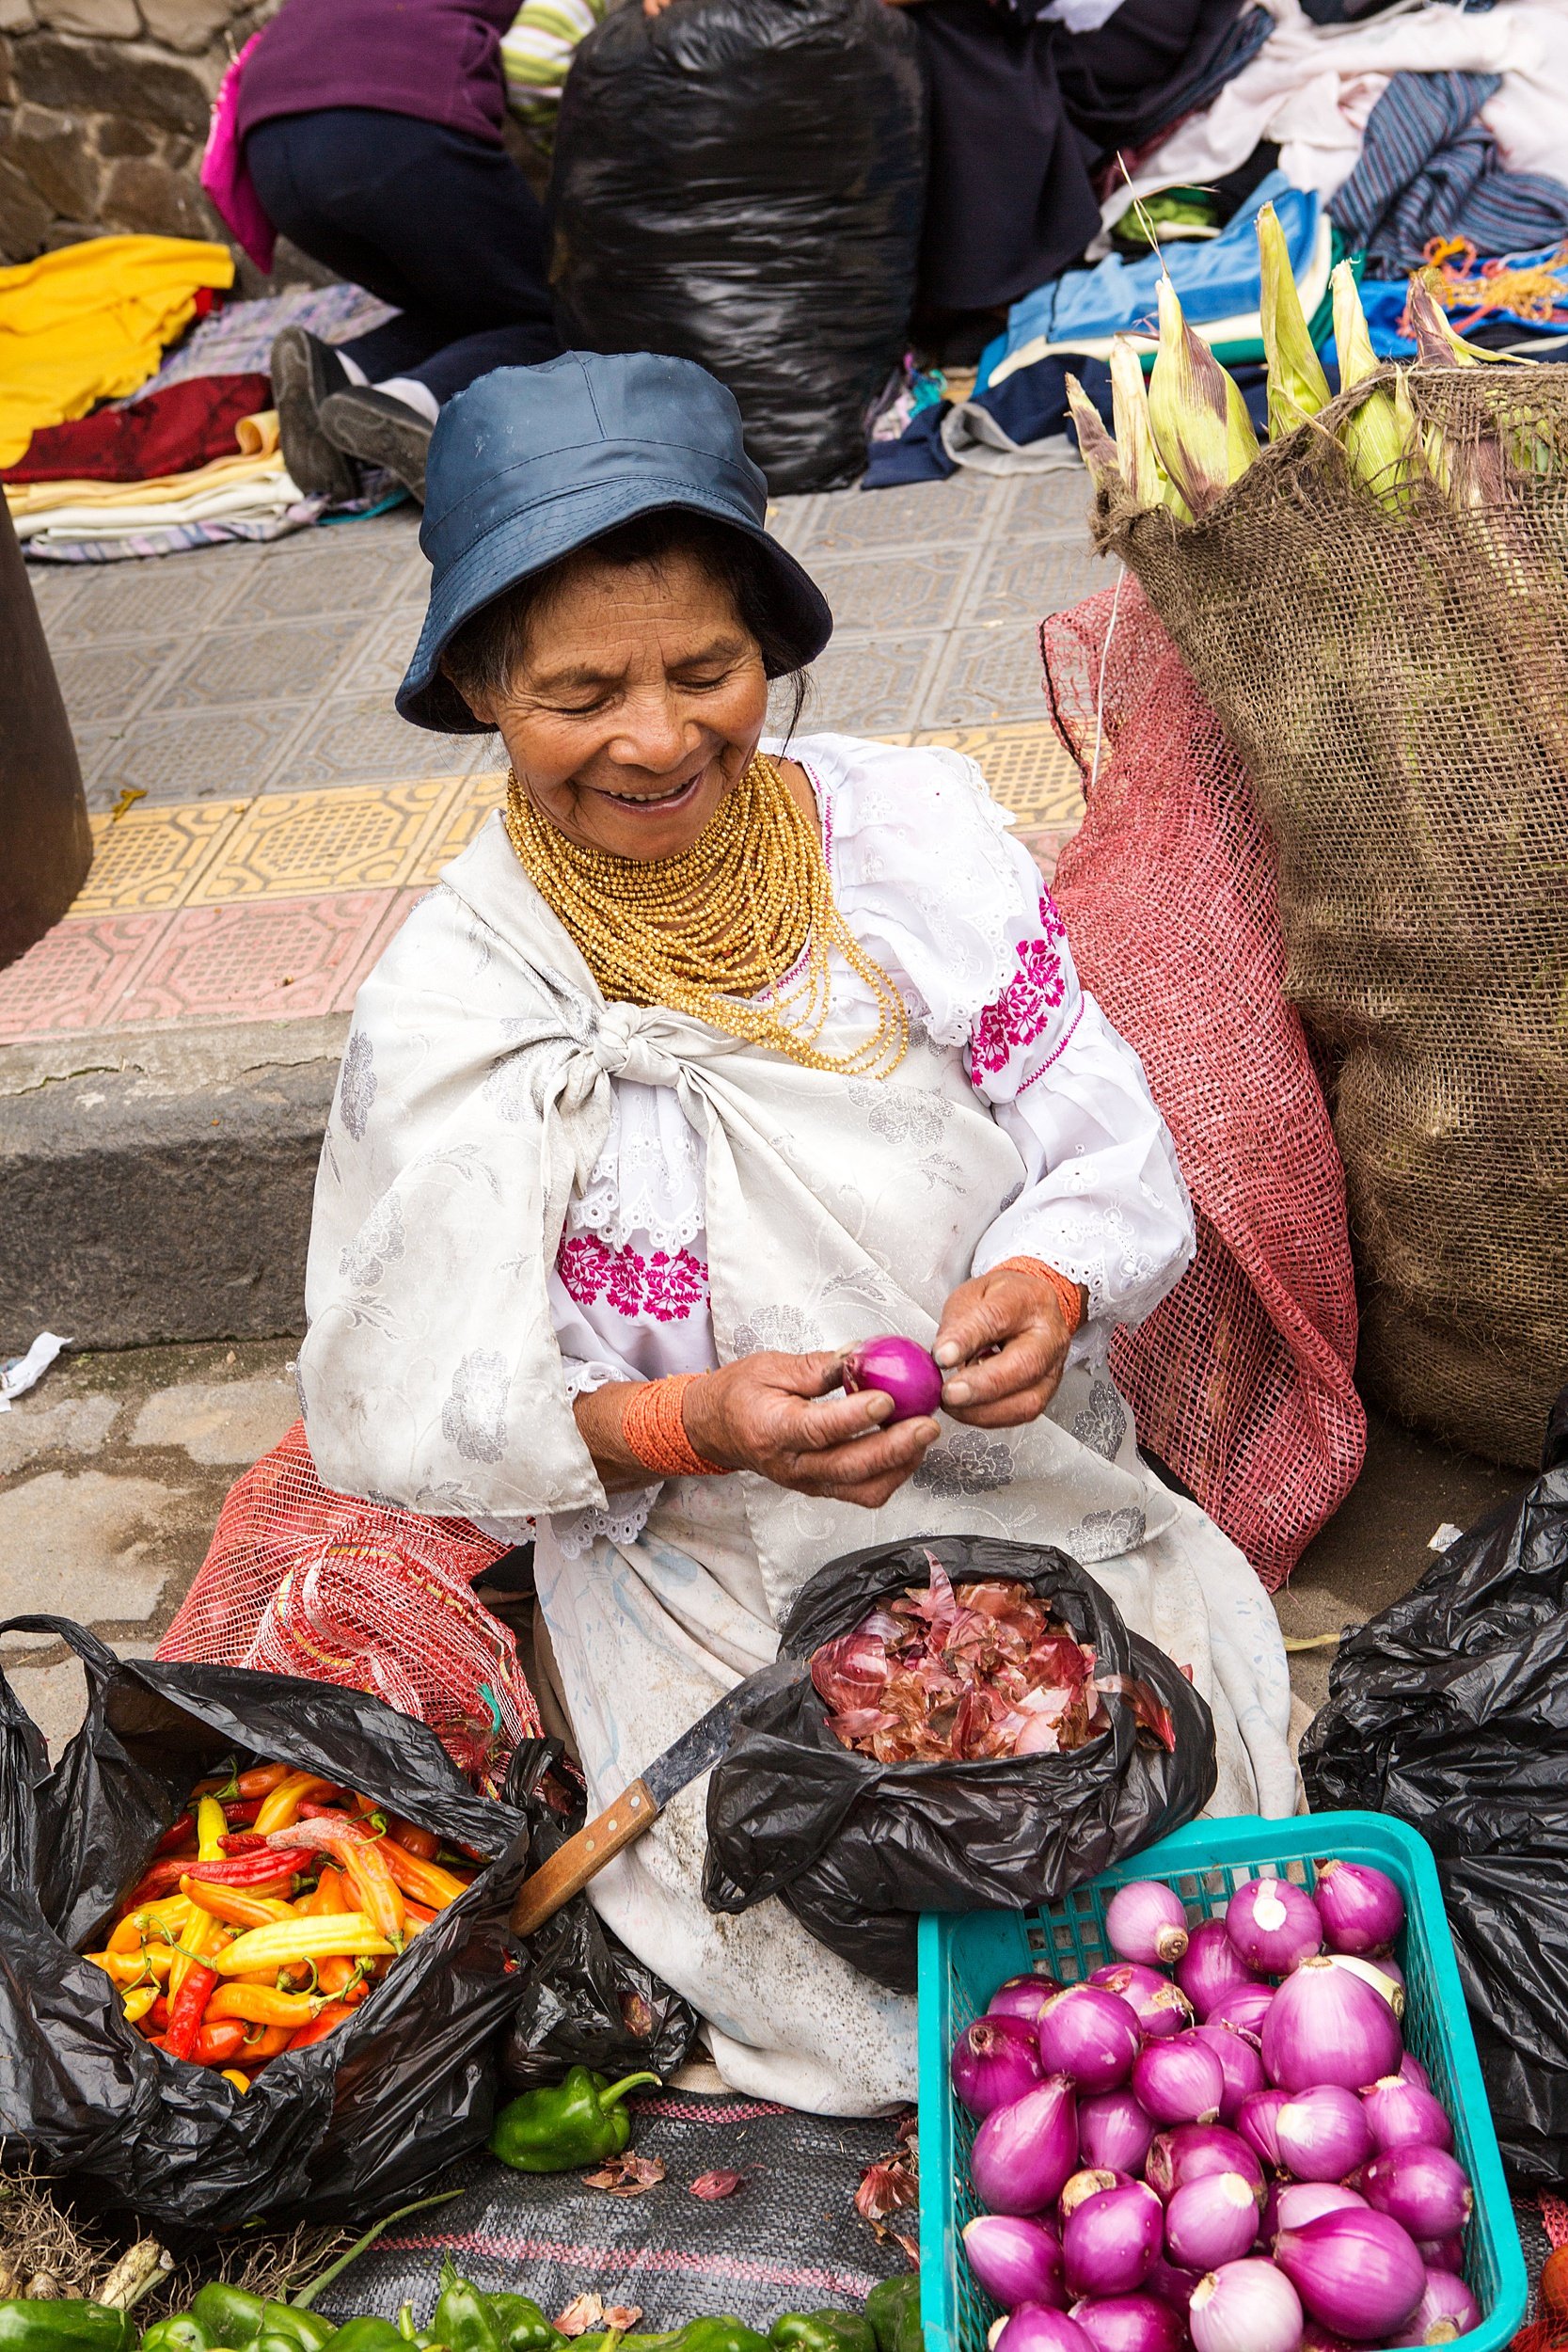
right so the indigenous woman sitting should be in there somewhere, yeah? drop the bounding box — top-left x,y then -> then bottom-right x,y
299,351 -> 1295,2114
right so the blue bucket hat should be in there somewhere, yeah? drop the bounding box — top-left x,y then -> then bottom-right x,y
397,351 -> 834,733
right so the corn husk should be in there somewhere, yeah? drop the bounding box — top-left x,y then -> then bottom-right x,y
1406,272 -> 1523,367
1258,200 -> 1331,437
1064,372 -> 1123,496
1331,262 -> 1412,509
1109,336 -> 1191,518
1147,277 -> 1258,516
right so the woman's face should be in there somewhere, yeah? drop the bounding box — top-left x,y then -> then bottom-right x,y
463,548 -> 770,862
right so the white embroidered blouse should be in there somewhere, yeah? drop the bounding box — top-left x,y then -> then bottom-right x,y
541,732 -> 1195,1554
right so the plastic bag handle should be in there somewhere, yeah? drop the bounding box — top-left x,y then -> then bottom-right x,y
0,1615 -> 121,1677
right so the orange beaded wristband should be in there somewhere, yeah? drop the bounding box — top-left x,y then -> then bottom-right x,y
993,1255 -> 1087,1337
621,1373 -> 728,1478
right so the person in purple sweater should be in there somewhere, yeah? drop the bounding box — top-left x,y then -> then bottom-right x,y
238,0 -> 561,504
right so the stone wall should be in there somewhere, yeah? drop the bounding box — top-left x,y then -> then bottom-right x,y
0,0 -> 291,276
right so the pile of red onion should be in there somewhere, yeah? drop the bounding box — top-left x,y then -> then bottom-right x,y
952,1862 -> 1480,2350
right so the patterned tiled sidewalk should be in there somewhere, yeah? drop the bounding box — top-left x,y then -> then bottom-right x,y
3,467 -> 1114,1044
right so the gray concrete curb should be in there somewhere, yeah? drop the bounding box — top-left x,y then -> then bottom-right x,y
0,1015 -> 347,1350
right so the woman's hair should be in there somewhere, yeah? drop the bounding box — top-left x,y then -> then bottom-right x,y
439,508 -> 811,739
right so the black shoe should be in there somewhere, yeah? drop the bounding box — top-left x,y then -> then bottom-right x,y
270,325 -> 358,502
318,386 -> 434,504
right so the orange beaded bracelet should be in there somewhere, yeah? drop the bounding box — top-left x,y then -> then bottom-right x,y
621,1373 -> 728,1478
993,1255 -> 1087,1337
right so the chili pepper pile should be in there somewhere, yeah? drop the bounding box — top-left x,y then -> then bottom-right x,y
82,1760 -> 477,2084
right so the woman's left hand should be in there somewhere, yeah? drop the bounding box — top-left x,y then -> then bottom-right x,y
932,1264 -> 1083,1427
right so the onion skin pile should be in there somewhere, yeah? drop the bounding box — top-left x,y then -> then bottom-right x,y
956,1865 -> 1480,2350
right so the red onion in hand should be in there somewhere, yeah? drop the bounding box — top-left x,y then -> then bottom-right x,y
1078,2089 -> 1157,2177
1274,2208 -> 1425,2341
1176,1918 -> 1259,2021
1275,2086 -> 1373,2182
1261,1955 -> 1402,2092
1314,1859 -> 1404,1956
990,1974 -> 1063,2026
953,2015 -> 1046,2117
1131,2035 -> 1226,2126
1164,2172 -> 1261,2272
1105,1881 -> 1190,1967
991,2306 -> 1095,2352
1192,2022 -> 1265,2121
842,1335 -> 942,1422
1091,1963 -> 1193,2042
1362,2075 -> 1454,2155
1037,1986 -> 1142,2093
1358,2146 -> 1473,2239
964,2215 -> 1067,2311
1226,1876 -> 1323,1974
1062,2182 -> 1164,2298
1147,2123 -> 1264,2203
972,2075 -> 1080,2214
1189,2260 -> 1304,2352
1069,2296 -> 1184,2352
1396,2270 -> 1480,2344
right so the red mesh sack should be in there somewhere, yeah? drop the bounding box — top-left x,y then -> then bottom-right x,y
1041,578 -> 1365,1588
158,1420 -> 540,1791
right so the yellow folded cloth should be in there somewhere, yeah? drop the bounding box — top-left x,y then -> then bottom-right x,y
4,445 -> 287,520
0,234 -> 235,469
235,406 -> 280,457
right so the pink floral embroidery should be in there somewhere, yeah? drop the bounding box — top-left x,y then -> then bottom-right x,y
557,1233 -> 710,1323
969,893 -> 1070,1077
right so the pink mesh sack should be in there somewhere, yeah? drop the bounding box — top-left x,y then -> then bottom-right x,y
158,1420 -> 540,1791
1042,579 -> 1365,1589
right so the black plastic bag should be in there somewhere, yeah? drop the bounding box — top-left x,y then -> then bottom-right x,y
0,1616 -> 531,2233
501,1742 -> 699,2091
1300,1390 -> 1568,2185
548,0 -> 927,494
704,1536 -> 1216,1991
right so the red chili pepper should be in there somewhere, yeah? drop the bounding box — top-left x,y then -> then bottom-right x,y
124,1846 -> 310,1907
164,1963 -> 219,2061
153,1813 -> 197,1856
283,1999 -> 354,2050
298,1799 -> 355,1820
223,1797 -> 263,1826
191,2019 -> 248,2066
387,1816 -> 439,1860
219,1831 -> 268,1854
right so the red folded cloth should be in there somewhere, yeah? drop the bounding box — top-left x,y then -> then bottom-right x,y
2,373 -> 273,485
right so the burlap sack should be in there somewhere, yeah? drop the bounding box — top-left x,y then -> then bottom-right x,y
1092,365 -> 1568,1466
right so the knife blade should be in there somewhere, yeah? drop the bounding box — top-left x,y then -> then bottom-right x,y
508,1651 -> 805,1939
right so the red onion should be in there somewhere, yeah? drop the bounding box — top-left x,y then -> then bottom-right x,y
1261,1955 -> 1402,2093
1324,1953 -> 1406,2018
1146,2123 -> 1263,2204
1091,1964 -> 1193,2042
1300,2327 -> 1358,2352
1275,2182 -> 1365,2231
1275,2086 -> 1373,2182
1037,1987 -> 1142,2094
1415,2235 -> 1465,2275
1192,2022 -> 1265,2121
1205,1983 -> 1275,2039
1062,2182 -> 1164,2298
1314,1860 -> 1404,1956
965,2215 -> 1068,2311
954,2016 -> 1046,2118
1060,2169 -> 1124,2221
1274,2208 -> 1425,2340
1362,2074 -> 1453,2155
1189,2260 -> 1303,2352
1078,2090 -> 1156,2177
842,1334 -> 942,1422
1396,2270 -> 1480,2344
1131,2036 -> 1225,2127
1069,2296 -> 1184,2352
972,2075 -> 1080,2215
1144,2259 -> 1200,2315
990,1974 -> 1063,2026
1104,1881 -> 1190,1968
1177,1918 -> 1259,2021
1236,2090 -> 1291,2171
991,2306 -> 1095,2352
1164,2172 -> 1260,2272
1401,2052 -> 1433,2094
1226,1876 -> 1323,1974
1359,2146 -> 1473,2239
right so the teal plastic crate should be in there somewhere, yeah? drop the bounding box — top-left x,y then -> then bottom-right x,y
917,1812 -> 1527,2352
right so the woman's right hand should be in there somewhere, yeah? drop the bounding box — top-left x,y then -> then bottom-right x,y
685,1351 -> 939,1508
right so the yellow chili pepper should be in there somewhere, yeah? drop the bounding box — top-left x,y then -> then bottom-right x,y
168,1896 -> 230,2000
85,1948 -> 152,1988
122,1985 -> 159,2023
182,1876 -> 295,1931
213,1914 -> 395,1976
206,1983 -> 321,2026
252,1772 -> 339,1837
107,1896 -> 189,1953
196,1796 -> 229,1861
220,2069 -> 252,2093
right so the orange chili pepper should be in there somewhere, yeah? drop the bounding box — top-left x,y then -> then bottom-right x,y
387,1817 -> 438,1861
241,2023 -> 293,2058
85,1948 -> 155,1988
192,2019 -> 248,2067
285,1999 -> 355,2050
381,1841 -> 469,1912
221,2069 -> 252,2093
301,1865 -> 349,1918
193,1763 -> 291,1801
182,1876 -> 295,1931
207,1983 -> 321,2026
274,1820 -> 405,1947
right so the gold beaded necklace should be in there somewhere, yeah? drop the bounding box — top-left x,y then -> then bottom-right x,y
503,751 -> 909,1078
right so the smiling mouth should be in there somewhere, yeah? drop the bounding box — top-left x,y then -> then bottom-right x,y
594,769 -> 705,811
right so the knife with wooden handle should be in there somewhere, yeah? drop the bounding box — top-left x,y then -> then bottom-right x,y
509,1654 -> 804,1939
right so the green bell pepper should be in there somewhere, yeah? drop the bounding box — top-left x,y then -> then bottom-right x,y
138,2323 -> 210,2352
430,2278 -> 501,2352
666,2324 -> 770,2352
863,2280 -> 922,2352
483,2299 -> 563,2352
257,2314 -> 332,2352
315,2327 -> 404,2352
0,2303 -> 132,2352
488,2067 -> 660,2173
189,2291 -> 262,2352
769,2316 -> 876,2352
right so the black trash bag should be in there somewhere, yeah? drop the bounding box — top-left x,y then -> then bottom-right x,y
704,1536 -> 1216,1991
1300,1388 -> 1568,2185
0,1615 -> 531,2233
548,0 -> 927,494
500,1740 -> 700,2091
